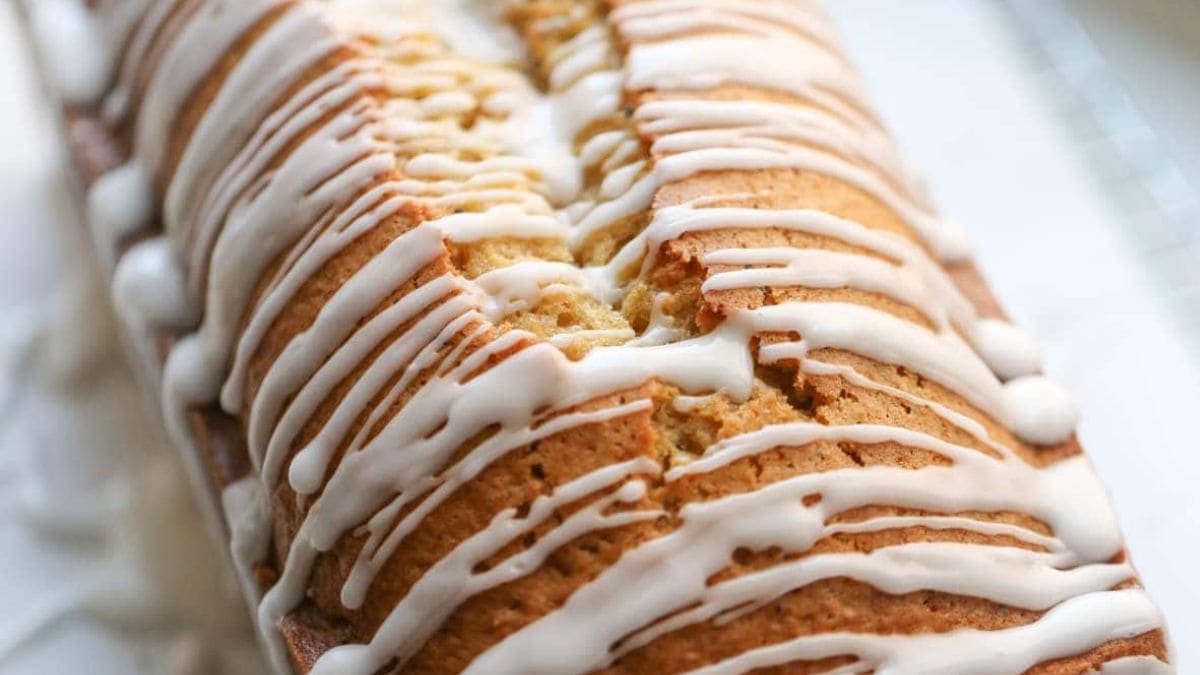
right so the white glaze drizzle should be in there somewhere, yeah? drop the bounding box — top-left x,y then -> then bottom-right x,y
310,457 -> 661,674
685,589 -> 1164,675
468,421 -> 1128,672
608,202 -> 1069,440
111,236 -> 199,333
561,0 -> 974,262
58,0 -> 1170,672
86,162 -> 154,243
1097,655 -> 1176,674
25,0 -> 113,104
221,476 -> 286,672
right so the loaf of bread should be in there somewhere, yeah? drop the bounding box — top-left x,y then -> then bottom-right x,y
29,0 -> 1173,672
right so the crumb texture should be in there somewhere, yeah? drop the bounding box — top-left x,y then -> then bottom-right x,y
65,0 -> 1171,673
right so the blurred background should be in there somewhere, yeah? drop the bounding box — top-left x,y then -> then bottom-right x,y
0,0 -> 1197,672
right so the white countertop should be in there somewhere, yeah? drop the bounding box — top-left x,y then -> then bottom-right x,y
0,0 -> 1195,670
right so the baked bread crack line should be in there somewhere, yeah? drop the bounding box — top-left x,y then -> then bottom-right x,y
27,0 -> 1172,672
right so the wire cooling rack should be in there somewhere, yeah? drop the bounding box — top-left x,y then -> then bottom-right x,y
1000,0 -> 1200,356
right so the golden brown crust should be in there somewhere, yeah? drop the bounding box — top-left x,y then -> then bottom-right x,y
48,1 -> 1167,672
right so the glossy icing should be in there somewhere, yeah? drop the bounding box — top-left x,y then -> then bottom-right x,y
37,0 -> 1171,672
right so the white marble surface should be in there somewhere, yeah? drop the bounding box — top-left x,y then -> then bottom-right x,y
0,0 -> 1195,671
